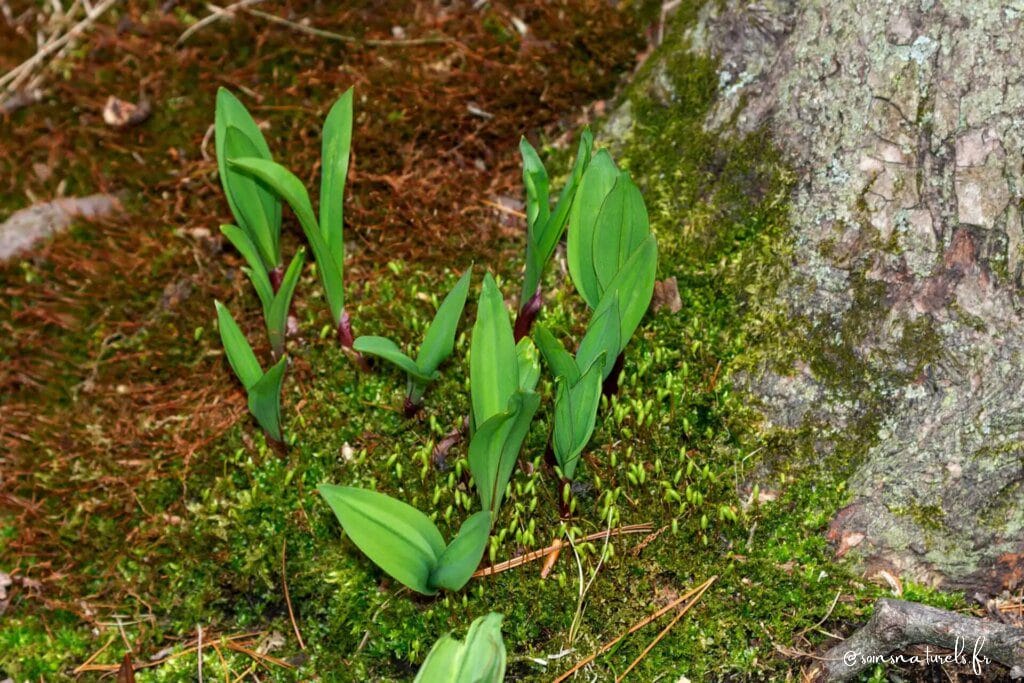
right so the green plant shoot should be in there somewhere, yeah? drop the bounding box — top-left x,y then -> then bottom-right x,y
414,613 -> 506,683
214,301 -> 288,442
220,230 -> 305,358
468,273 -> 541,518
230,89 -> 359,350
318,485 -> 491,595
514,129 -> 593,340
215,88 -> 282,281
353,266 -> 473,414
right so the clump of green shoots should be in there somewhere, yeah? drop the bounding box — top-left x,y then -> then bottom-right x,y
354,266 -> 473,416
514,129 -> 593,340
414,613 -> 506,683
214,301 -> 288,443
230,89 -> 365,365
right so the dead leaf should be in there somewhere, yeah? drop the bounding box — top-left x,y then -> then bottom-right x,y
835,531 -> 865,558
102,96 -> 152,128
651,276 -> 682,313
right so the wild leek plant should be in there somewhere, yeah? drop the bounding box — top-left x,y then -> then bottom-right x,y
318,485 -> 491,595
215,88 -> 283,286
514,129 -> 593,340
230,89 -> 360,354
468,273 -> 541,519
414,613 -> 506,683
354,266 -> 473,415
214,301 -> 288,443
567,150 -> 658,393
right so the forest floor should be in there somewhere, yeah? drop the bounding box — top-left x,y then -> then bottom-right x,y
0,1 -> 1001,681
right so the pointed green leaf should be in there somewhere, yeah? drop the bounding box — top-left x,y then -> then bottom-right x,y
221,225 -> 274,312
317,485 -> 445,595
532,325 -> 580,384
248,355 -> 287,442
267,248 -> 305,357
468,391 -> 540,516
414,613 -> 506,683
592,234 -> 658,355
417,266 -> 473,375
215,88 -> 281,261
320,89 -> 353,267
520,138 -> 550,236
223,126 -> 279,268
567,149 -> 618,308
576,297 -> 622,380
470,273 -> 517,426
515,337 -> 540,394
519,128 -> 593,306
591,173 -> 650,296
231,157 -> 346,325
552,355 -> 604,479
353,336 -> 432,381
215,301 -> 262,390
429,510 -> 490,592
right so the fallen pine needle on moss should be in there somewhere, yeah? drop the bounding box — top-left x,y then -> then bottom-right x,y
472,523 -> 653,578
552,575 -> 717,683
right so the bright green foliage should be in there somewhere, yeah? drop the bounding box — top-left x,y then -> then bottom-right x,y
518,129 -> 593,306
214,301 -> 288,442
318,485 -> 490,596
414,613 -> 506,683
215,88 -> 282,273
568,150 -> 657,311
231,89 -> 354,328
468,391 -> 541,518
468,274 -> 541,517
354,267 -> 473,407
220,228 -> 305,357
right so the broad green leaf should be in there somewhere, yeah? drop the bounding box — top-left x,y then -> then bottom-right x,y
267,248 -> 305,356
470,273 -> 517,426
215,88 -> 281,261
231,157 -> 346,325
221,224 -> 274,311
552,355 -> 604,479
414,613 -> 506,683
515,337 -> 540,393
468,392 -> 540,516
429,510 -> 490,592
320,89 -> 353,268
249,355 -> 287,442
417,266 -> 473,375
591,235 -> 658,354
567,149 -> 618,308
532,325 -> 579,384
519,138 -> 550,236
214,301 -> 262,390
318,485 -> 445,595
353,336 -> 433,381
576,297 -> 623,380
591,173 -> 650,296
223,126 -> 278,268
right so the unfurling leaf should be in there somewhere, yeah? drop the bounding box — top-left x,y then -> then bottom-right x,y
552,355 -> 605,479
417,266 -> 473,376
414,613 -> 506,683
470,273 -> 517,428
468,392 -> 541,518
319,89 -> 353,269
567,149 -> 619,308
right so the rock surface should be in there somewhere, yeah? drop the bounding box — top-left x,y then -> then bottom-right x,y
637,1 -> 1024,591
0,194 -> 121,261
